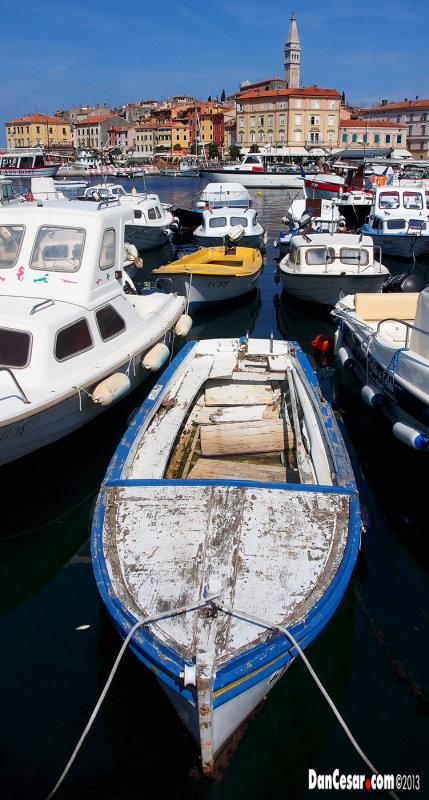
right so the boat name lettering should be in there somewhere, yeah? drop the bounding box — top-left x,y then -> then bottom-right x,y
0,423 -> 27,441
208,280 -> 230,288
367,355 -> 394,397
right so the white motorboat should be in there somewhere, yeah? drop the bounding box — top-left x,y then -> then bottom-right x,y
277,231 -> 390,306
0,148 -> 60,178
81,183 -> 175,251
196,182 -> 254,209
332,287 -> 429,451
194,207 -> 266,247
360,184 -> 429,259
0,199 -> 191,466
200,154 -> 304,189
274,197 -> 346,255
91,336 -> 361,776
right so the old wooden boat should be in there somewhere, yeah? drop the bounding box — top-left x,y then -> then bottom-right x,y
152,245 -> 262,309
91,336 -> 361,775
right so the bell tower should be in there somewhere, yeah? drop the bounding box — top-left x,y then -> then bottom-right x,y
284,11 -> 301,88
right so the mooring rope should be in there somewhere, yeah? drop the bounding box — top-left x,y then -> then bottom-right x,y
213,601 -> 400,800
47,595 -> 401,800
45,594 -> 221,799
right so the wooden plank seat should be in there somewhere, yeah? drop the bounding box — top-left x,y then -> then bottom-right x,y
200,419 -> 294,457
187,457 -> 298,483
204,381 -> 274,407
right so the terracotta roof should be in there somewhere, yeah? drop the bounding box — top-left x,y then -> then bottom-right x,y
363,98 -> 429,111
238,85 -> 340,100
6,112 -> 65,125
340,118 -> 403,128
74,115 -> 114,126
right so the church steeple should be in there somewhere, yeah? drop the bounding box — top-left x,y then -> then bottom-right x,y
284,11 -> 301,88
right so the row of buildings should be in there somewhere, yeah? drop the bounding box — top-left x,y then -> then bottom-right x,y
3,13 -> 429,162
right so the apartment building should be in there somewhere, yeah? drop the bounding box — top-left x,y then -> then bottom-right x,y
360,98 -> 429,159
4,113 -> 72,149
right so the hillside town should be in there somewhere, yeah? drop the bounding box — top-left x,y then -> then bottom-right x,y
3,13 -> 428,167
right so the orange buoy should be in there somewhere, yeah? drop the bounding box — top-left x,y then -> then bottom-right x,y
312,333 -> 334,353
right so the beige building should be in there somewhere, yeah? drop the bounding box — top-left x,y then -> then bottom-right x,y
4,113 -> 71,149
235,84 -> 341,155
338,117 -> 407,157
72,114 -> 126,150
360,98 -> 429,159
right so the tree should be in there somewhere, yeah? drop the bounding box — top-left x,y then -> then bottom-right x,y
249,143 -> 260,153
221,89 -> 225,102
208,142 -> 219,159
207,95 -> 212,102
229,144 -> 241,160
173,143 -> 181,151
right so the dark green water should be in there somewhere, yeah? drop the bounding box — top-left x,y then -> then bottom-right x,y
0,177 -> 428,800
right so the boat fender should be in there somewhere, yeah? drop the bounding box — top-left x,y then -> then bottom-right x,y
180,664 -> 197,687
392,422 -> 429,451
361,384 -> 385,407
337,345 -> 355,369
334,327 -> 344,355
142,342 -> 170,371
174,313 -> 193,336
312,333 -> 334,353
92,373 -> 131,406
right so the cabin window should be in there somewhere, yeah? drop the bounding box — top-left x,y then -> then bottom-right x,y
99,229 -> 115,269
290,245 -> 300,264
340,248 -> 369,265
148,207 -> 157,220
306,247 -> 335,265
96,304 -> 126,340
209,217 -> 227,228
408,219 -> 426,231
0,225 -> 24,268
55,318 -> 93,361
379,191 -> 399,209
386,219 -> 406,230
230,217 -> 248,228
403,192 -> 423,209
0,327 -> 31,367
31,226 -> 85,272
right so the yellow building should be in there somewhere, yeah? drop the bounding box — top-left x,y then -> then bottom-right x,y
4,113 -> 72,149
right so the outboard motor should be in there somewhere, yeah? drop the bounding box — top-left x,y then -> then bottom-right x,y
382,272 -> 426,293
225,224 -> 245,253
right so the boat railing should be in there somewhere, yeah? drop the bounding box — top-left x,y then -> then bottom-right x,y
376,318 -> 429,349
0,367 -> 30,404
30,298 -> 55,315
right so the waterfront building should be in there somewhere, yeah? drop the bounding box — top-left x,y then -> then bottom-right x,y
360,98 -> 429,159
338,116 -> 408,158
72,114 -> 127,150
4,113 -> 71,150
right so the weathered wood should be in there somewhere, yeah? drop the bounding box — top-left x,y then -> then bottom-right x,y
200,419 -> 294,456
188,457 -> 294,483
194,404 -> 272,424
205,381 -> 273,407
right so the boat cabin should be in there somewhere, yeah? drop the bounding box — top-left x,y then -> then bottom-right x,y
288,233 -> 378,272
365,185 -> 428,234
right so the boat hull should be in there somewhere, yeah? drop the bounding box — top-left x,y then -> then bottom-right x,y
199,168 -> 304,189
124,223 -> 172,252
359,229 -> 429,259
156,268 -> 262,309
279,271 -> 387,305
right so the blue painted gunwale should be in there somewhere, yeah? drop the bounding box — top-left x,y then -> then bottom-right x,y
91,339 -> 361,711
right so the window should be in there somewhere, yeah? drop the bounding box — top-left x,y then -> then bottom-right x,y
403,191 -> 423,209
96,305 -> 126,340
374,134 -> 380,143
250,116 -> 255,127
258,116 -> 264,126
268,115 -> 273,126
208,216 -> 227,228
230,216 -> 248,227
0,328 -> 31,367
279,115 -> 285,125
239,117 -> 244,128
352,133 -> 357,142
379,191 -> 399,209
329,101 -> 335,110
295,114 -> 301,125
385,134 -> 391,143
328,116 -> 334,126
55,318 -> 93,361
306,247 -> 335,265
342,133 -> 348,143
0,225 -> 24,268
311,100 -> 320,109
340,248 -> 369,266
31,226 -> 85,272
99,229 -> 115,269
280,101 -> 286,109
386,219 -> 406,230
296,100 -> 302,108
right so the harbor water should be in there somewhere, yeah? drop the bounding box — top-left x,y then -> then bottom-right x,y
1,176 -> 428,799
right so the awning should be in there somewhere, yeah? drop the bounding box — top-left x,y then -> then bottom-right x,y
308,147 -> 327,156
390,149 -> 413,159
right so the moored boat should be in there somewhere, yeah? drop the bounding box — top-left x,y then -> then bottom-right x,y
332,286 -> 429,451
200,154 -> 304,189
0,148 -> 60,178
91,335 -> 361,776
0,199 -> 191,465
152,245 -> 263,309
360,184 -> 429,259
277,231 -> 390,306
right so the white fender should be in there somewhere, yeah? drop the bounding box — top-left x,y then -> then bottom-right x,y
92,373 -> 131,406
361,384 -> 385,407
175,314 -> 193,336
337,345 -> 355,369
142,342 -> 170,371
333,326 -> 343,355
392,422 -> 429,451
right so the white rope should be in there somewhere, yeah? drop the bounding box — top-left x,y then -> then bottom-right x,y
46,594 -> 220,799
214,601 -> 401,800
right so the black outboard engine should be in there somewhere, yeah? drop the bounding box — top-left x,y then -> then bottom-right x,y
382,272 -> 426,293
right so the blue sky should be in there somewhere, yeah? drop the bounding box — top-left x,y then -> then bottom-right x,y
1,0 -> 428,145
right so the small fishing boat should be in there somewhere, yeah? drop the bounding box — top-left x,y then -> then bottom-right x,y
91,336 -> 361,776
152,245 -> 263,309
332,285 -> 429,451
302,165 -> 345,199
277,231 -> 390,306
0,199 -> 191,465
360,184 -> 429,259
273,197 -> 346,255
